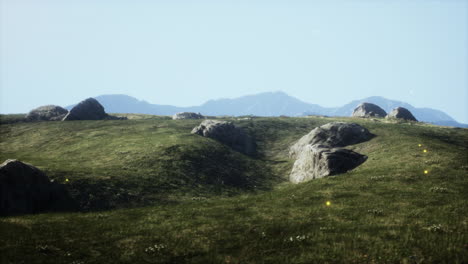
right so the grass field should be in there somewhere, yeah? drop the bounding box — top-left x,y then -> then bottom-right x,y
1,115 -> 467,263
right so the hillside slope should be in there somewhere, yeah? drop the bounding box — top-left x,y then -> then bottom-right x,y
0,117 -> 282,210
0,116 -> 467,263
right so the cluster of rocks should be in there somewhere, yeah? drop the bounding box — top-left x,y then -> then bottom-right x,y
190,120 -> 374,184
26,98 -> 125,122
352,102 -> 417,121
289,122 -> 372,183
191,120 -> 256,156
0,159 -> 76,216
173,112 -> 205,120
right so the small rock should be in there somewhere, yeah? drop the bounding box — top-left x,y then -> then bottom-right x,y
172,112 -> 204,120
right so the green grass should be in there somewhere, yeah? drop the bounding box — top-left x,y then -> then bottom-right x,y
1,116 -> 467,263
0,114 -> 27,124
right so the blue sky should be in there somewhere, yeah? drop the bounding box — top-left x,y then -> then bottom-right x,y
1,0 -> 467,122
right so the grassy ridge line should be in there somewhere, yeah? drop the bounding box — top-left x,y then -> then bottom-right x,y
1,116 -> 467,263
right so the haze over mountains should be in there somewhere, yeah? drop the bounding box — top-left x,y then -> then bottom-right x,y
68,91 -> 466,127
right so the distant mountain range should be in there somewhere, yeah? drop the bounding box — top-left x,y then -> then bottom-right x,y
67,91 -> 467,128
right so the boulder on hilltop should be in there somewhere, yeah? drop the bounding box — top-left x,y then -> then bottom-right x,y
191,120 -> 256,156
26,105 -> 68,121
386,107 -> 418,121
63,98 -> 125,121
0,159 -> 76,216
352,102 -> 387,118
289,122 -> 373,159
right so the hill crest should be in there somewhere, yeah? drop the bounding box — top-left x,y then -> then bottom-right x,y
67,92 -> 467,127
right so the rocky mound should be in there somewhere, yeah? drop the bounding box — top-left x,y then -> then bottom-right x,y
191,120 -> 256,156
290,145 -> 367,183
289,122 -> 373,158
0,159 -> 76,216
173,112 -> 204,120
386,107 -> 418,121
352,102 -> 387,118
63,98 -> 124,121
26,105 -> 68,121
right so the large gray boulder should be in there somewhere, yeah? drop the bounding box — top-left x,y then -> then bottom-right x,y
0,159 -> 76,216
173,112 -> 204,120
352,102 -> 387,118
289,145 -> 367,184
386,107 -> 418,121
26,105 -> 68,121
191,120 -> 256,155
63,98 -> 120,121
289,122 -> 373,158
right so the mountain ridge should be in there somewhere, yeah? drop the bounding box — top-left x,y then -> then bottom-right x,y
66,92 -> 467,127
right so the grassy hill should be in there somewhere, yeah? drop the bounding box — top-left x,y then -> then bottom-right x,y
0,115 -> 467,263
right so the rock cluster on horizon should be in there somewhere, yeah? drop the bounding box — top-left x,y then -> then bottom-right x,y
352,102 -> 418,122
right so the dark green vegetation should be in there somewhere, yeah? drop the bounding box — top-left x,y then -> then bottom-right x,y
0,114 -> 27,124
1,115 -> 467,263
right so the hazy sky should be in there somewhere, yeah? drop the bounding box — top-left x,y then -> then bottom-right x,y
1,0 -> 467,122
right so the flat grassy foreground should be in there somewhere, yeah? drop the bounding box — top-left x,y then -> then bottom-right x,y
0,116 -> 467,263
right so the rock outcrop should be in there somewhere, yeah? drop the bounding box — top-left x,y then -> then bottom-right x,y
26,105 -> 69,121
352,103 -> 387,118
191,120 -> 256,155
173,112 -> 204,120
289,145 -> 367,183
63,98 -> 124,121
386,107 -> 418,121
0,159 -> 76,216
289,122 -> 373,158
289,122 -> 372,184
